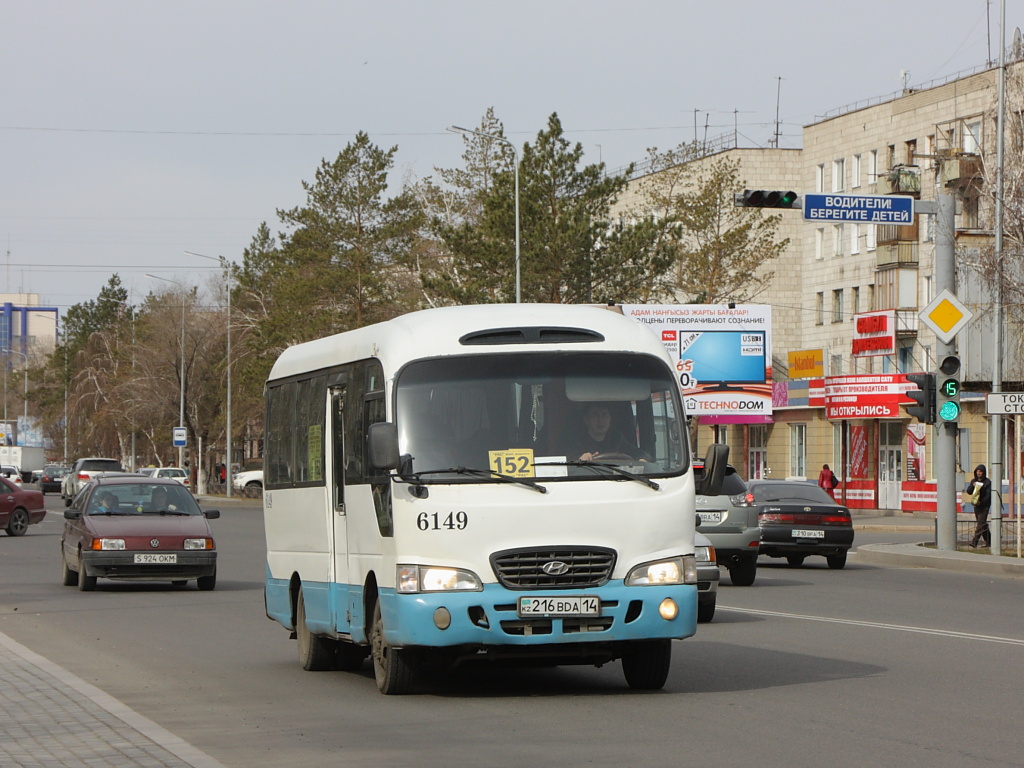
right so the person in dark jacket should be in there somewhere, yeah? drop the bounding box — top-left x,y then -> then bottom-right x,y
968,464 -> 992,548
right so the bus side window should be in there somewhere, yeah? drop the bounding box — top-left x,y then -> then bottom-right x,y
331,388 -> 345,511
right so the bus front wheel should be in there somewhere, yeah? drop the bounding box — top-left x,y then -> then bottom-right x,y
371,599 -> 415,695
621,639 -> 672,690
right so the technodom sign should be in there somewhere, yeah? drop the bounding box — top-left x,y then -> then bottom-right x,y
619,304 -> 773,423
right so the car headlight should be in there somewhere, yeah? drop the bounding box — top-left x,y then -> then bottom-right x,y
184,538 -> 213,550
396,565 -> 482,593
92,538 -> 125,550
694,545 -> 717,564
626,556 -> 698,586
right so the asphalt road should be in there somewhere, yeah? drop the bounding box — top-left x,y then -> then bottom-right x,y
1,495 -> 1022,768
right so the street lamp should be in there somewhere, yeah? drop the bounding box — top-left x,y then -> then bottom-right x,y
146,274 -> 187,470
186,251 -> 234,497
447,124 -> 521,303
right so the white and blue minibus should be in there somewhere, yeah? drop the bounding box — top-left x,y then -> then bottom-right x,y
262,304 -> 726,694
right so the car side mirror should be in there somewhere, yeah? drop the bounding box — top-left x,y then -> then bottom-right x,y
63,509 -> 81,520
696,443 -> 729,496
367,422 -> 400,471
203,510 -> 221,520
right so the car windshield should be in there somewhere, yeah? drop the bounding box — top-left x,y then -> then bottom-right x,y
395,351 -> 688,482
751,483 -> 835,504
87,484 -> 201,515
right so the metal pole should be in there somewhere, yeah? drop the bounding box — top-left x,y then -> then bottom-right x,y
935,194 -> 958,550
226,279 -> 232,497
447,125 -> 520,302
989,0 -> 1008,555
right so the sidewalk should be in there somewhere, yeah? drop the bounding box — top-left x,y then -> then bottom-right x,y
850,508 -> 1024,577
0,631 -> 228,768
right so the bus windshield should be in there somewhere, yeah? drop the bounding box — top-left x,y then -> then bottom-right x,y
395,351 -> 687,481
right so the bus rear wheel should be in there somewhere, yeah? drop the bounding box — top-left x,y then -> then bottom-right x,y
297,590 -> 336,671
371,599 -> 414,695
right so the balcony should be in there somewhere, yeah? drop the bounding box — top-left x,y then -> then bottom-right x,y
877,218 -> 919,245
941,154 -> 983,188
895,309 -> 919,336
875,241 -> 919,267
876,166 -> 921,197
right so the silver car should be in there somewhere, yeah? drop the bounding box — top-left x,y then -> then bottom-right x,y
694,531 -> 719,623
695,462 -> 760,586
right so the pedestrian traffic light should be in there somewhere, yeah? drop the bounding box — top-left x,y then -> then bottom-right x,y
905,372 -> 936,424
734,189 -> 800,209
936,355 -> 962,423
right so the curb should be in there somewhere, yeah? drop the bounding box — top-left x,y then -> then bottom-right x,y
853,542 -> 1024,576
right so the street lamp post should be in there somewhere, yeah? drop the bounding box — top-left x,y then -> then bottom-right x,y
186,251 -> 234,497
146,274 -> 187,470
447,125 -> 521,303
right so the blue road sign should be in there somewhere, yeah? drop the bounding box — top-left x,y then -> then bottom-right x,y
803,194 -> 914,224
172,426 -> 187,447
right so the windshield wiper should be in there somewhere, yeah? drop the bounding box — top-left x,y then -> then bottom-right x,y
534,460 -> 660,491
398,467 -> 547,494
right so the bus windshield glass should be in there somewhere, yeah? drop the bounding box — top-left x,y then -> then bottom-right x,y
395,352 -> 687,481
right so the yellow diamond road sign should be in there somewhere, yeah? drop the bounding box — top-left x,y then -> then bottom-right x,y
920,289 -> 973,344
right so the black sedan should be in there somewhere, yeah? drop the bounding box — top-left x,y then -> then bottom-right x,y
38,465 -> 69,495
750,480 -> 854,569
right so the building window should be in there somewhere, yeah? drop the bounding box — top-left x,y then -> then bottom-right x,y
833,224 -> 845,257
964,120 -> 982,154
833,158 -> 845,192
830,353 -> 843,375
897,343 -> 913,373
869,149 -> 878,183
816,164 -> 825,193
866,223 -> 877,251
815,227 -> 825,260
816,292 -> 824,325
851,223 -> 860,254
832,289 -> 844,323
853,286 -> 861,315
852,154 -> 862,188
790,424 -> 807,479
867,284 -> 875,312
962,195 -> 980,229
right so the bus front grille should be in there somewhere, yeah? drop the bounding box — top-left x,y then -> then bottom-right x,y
490,548 -> 616,589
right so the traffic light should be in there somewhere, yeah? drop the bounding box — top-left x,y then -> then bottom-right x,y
936,355 -> 962,423
735,189 -> 800,209
905,372 -> 936,424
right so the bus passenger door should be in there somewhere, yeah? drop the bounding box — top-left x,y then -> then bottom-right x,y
329,386 -> 351,633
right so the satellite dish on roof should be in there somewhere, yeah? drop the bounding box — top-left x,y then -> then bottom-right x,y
1013,27 -> 1023,60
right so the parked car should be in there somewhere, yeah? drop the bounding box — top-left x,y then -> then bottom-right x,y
694,461 -> 760,586
38,465 -> 70,495
750,479 -> 855,569
0,474 -> 46,536
60,475 -> 219,591
1,465 -> 23,486
61,458 -> 125,504
136,466 -> 190,488
232,469 -> 263,492
694,531 -> 719,623
31,468 -> 44,483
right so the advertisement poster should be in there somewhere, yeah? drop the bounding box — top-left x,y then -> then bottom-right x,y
621,304 -> 773,423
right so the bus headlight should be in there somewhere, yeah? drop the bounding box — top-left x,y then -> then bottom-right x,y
627,556 -> 688,586
397,565 -> 482,593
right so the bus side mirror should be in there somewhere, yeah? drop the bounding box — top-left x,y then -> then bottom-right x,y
367,422 -> 400,471
696,443 -> 729,496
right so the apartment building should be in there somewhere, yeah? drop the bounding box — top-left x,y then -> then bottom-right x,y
617,62 -> 1020,512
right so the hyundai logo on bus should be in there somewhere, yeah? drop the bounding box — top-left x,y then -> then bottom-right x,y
541,561 -> 570,576
986,392 -> 1024,414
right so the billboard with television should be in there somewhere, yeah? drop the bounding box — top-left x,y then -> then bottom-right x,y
617,304 -> 773,423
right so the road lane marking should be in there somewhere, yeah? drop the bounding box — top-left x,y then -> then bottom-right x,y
720,607 -> 1024,646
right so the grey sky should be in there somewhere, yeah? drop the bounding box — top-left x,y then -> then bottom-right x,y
0,0 -> 1014,314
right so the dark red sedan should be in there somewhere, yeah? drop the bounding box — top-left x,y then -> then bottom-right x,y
61,475 -> 219,591
1,474 -> 46,536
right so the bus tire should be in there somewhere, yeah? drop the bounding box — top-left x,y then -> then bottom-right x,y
371,599 -> 414,695
296,590 -> 335,671
621,639 -> 671,690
